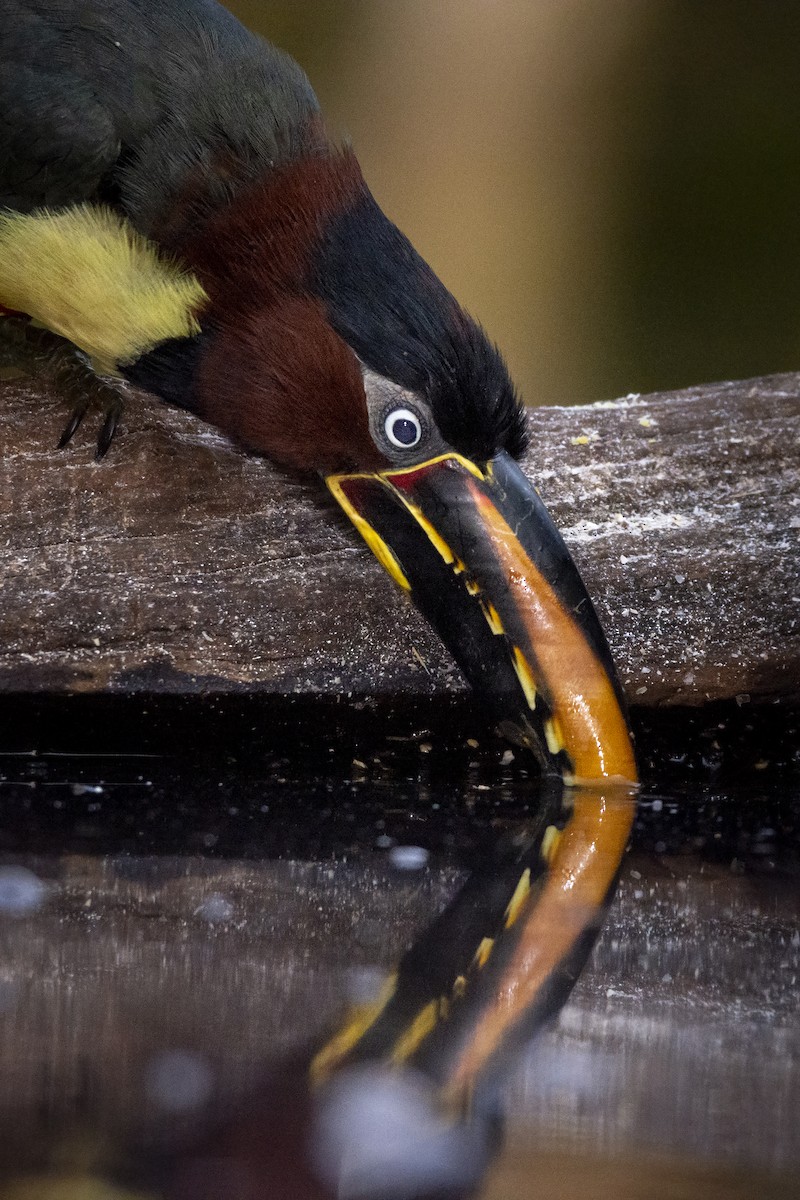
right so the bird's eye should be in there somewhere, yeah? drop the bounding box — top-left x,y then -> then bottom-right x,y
384,407 -> 423,449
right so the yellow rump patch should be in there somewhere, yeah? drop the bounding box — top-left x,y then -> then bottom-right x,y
0,205 -> 206,373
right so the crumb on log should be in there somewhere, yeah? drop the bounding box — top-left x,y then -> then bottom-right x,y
1,372 -> 798,706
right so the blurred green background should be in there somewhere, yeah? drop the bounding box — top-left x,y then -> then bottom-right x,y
229,1 -> 800,407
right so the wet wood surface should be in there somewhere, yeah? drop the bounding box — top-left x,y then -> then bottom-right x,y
1,371 -> 798,705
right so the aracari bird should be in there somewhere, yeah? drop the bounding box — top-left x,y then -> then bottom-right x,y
1,4 -> 638,1194
0,0 -> 636,788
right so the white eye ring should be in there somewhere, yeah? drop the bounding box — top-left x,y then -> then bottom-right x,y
384,407 -> 423,449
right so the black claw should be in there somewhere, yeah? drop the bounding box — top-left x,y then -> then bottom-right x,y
95,399 -> 123,459
58,400 -> 90,449
0,319 -> 127,457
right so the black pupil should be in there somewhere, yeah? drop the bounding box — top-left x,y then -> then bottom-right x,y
392,417 -> 418,445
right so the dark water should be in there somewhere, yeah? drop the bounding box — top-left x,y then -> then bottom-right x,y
0,696 -> 797,1197
0,695 -> 797,858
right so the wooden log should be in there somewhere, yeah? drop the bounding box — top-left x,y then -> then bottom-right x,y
1,371 -> 798,705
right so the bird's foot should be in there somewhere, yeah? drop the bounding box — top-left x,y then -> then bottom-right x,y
0,317 -> 126,459
51,351 -> 126,460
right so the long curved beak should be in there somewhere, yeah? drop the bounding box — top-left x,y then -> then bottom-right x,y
328,451 -> 637,786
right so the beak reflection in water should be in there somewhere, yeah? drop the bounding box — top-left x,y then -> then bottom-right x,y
9,788 -> 637,1200
310,786 -> 637,1108
163,788 -> 638,1200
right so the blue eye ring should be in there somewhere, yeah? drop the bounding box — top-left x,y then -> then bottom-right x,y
384,407 -> 423,449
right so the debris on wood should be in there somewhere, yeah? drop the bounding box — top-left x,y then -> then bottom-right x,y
1,372 -> 798,705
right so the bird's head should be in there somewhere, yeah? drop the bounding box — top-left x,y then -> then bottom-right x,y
121,147 -> 636,784
138,149 -> 523,472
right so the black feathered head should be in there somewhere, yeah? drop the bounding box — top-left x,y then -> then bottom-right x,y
315,184 -> 528,470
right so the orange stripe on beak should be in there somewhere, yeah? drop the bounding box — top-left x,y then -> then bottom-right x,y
466,481 -> 638,786
445,785 -> 636,1094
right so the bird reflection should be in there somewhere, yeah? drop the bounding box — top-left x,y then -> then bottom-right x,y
84,784 -> 633,1200
0,785 -> 635,1199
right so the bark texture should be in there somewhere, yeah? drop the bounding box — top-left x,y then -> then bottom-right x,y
1,371 -> 798,704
